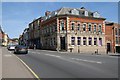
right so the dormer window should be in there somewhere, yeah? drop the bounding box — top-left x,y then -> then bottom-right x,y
71,9 -> 79,15
84,11 -> 88,16
93,12 -> 100,18
51,11 -> 57,17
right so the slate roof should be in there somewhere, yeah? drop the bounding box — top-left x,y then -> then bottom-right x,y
54,7 -> 101,18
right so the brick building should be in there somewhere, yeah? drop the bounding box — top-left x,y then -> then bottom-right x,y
0,26 -> 4,46
105,22 -> 120,53
39,7 -> 106,53
20,7 -> 109,53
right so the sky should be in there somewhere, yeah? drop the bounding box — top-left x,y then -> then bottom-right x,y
1,2 -> 119,38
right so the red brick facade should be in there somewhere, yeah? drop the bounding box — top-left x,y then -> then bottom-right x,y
105,22 -> 120,53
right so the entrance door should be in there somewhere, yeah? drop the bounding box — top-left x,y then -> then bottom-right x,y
60,37 -> 65,50
107,43 -> 111,52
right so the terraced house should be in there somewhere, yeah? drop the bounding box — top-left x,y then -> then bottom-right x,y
24,7 -> 107,53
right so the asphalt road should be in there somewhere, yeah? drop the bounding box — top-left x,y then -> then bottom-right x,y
14,49 -> 119,79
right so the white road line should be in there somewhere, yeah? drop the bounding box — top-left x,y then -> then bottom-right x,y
71,58 -> 102,64
15,55 -> 40,80
45,54 -> 61,58
4,54 -> 12,57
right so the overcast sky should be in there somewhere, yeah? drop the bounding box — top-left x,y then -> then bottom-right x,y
2,2 -> 118,38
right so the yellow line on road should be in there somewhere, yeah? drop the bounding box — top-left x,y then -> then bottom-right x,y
15,55 -> 40,80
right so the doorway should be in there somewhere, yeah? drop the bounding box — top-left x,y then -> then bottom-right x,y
107,43 -> 111,52
60,37 -> 66,50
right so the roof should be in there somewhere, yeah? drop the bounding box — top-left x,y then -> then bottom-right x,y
53,7 -> 104,18
0,26 -> 4,33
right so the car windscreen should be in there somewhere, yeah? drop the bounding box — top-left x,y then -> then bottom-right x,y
17,45 -> 27,48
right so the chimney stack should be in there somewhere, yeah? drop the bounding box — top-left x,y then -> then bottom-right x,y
45,11 -> 51,16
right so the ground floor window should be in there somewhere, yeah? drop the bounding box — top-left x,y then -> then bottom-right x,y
94,38 -> 97,45
71,37 -> 75,45
99,38 -> 102,46
77,37 -> 81,45
88,37 -> 92,45
83,37 -> 86,45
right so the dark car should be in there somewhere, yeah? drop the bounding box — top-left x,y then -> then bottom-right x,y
14,45 -> 28,54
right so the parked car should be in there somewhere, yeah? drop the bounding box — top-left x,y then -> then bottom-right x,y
14,45 -> 28,54
7,45 -> 16,50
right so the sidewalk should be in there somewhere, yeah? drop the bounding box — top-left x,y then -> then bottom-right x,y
0,47 -> 2,80
2,47 -> 35,78
29,49 -> 120,57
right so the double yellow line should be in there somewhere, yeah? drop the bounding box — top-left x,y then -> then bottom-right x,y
15,55 -> 40,80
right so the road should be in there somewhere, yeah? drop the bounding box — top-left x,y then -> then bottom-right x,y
2,47 -> 119,80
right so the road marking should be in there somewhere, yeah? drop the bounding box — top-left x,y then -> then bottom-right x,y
71,58 -> 102,64
15,55 -> 40,80
4,54 -> 12,57
45,54 -> 61,58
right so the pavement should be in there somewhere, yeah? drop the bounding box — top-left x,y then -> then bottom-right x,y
29,49 -> 120,57
2,47 -> 35,78
0,47 -> 2,80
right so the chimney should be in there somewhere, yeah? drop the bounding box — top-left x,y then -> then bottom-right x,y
45,11 -> 51,16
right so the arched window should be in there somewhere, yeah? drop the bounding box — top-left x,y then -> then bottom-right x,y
60,21 -> 64,31
94,24 -> 97,32
77,24 -> 80,31
88,24 -> 92,31
98,24 -> 102,33
71,23 -> 75,30
83,24 -> 86,31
